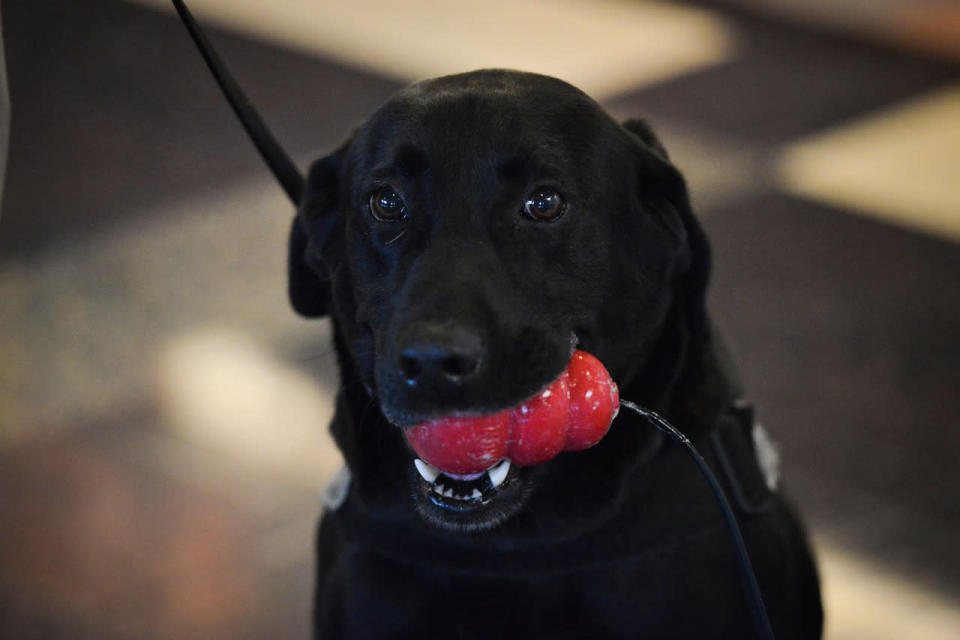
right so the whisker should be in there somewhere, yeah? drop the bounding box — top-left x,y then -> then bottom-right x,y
384,229 -> 407,245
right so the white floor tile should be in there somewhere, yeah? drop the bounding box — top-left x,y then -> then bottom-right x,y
777,84 -> 960,243
817,537 -> 960,640
133,0 -> 735,99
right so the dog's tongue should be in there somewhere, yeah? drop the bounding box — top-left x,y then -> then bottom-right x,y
404,350 -> 619,475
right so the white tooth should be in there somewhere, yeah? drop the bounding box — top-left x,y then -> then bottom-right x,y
443,488 -> 455,498
471,489 -> 482,500
414,458 -> 440,483
487,459 -> 510,488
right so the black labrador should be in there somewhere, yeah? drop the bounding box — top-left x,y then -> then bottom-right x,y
284,70 -> 823,639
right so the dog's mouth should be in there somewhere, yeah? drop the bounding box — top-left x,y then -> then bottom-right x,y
409,454 -> 533,531
401,349 -> 619,530
412,457 -> 516,511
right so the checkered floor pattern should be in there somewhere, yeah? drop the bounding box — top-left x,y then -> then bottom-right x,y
1,1 -> 958,638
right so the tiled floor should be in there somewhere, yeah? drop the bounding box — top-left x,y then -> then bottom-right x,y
777,84 -> 960,241
131,0 -> 737,99
1,1 -> 959,638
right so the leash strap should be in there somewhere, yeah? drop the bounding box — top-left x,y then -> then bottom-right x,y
171,0 -> 304,203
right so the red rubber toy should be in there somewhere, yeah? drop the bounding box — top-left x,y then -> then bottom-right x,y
404,350 -> 619,474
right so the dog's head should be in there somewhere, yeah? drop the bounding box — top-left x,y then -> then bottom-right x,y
290,70 -> 710,533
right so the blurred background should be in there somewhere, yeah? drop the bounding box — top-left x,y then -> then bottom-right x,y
1,0 -> 958,638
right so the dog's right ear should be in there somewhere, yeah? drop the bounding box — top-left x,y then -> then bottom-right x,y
288,216 -> 329,318
622,118 -> 711,336
288,139 -> 352,317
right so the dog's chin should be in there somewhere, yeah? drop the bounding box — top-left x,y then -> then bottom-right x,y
408,456 -> 535,532
385,390 -> 561,532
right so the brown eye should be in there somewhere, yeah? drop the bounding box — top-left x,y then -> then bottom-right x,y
369,187 -> 407,222
522,188 -> 566,221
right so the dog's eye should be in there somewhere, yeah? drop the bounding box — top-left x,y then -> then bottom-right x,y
522,188 -> 566,221
369,187 -> 407,222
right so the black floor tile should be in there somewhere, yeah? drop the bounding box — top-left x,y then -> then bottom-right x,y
0,0 -> 400,257
705,191 -> 960,597
607,7 -> 960,146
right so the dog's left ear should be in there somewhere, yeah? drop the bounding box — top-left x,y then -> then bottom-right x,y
622,118 -> 711,332
288,138 -> 353,317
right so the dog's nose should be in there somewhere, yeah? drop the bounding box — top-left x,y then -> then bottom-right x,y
397,325 -> 484,386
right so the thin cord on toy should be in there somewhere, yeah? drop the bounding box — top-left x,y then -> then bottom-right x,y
171,0 -> 304,204
620,399 -> 776,640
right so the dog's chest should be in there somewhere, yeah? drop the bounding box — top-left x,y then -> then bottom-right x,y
319,529 -> 764,640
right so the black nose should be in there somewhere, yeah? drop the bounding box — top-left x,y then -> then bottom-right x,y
397,324 -> 484,386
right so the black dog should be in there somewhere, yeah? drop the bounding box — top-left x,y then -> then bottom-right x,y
281,70 -> 823,638
169,1 -> 822,635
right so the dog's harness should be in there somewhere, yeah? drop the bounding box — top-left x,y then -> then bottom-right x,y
711,402 -> 780,514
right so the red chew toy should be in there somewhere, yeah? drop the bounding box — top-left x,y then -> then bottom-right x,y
404,350 -> 619,474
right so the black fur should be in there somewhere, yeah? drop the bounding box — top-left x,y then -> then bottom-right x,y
287,70 -> 822,638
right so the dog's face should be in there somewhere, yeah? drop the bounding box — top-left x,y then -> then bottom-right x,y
291,70 -> 708,533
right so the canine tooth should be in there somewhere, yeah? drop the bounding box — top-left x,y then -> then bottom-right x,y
414,458 -> 440,483
487,459 -> 510,488
471,489 -> 482,500
443,487 -> 455,498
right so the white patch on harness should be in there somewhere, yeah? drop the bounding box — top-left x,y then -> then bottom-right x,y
752,422 -> 781,492
322,465 -> 352,511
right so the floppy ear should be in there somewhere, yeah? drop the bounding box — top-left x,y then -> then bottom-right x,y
288,139 -> 352,317
622,118 -> 711,334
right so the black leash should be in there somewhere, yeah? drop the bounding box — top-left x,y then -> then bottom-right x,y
170,0 -> 304,203
171,2 -> 777,637
621,400 -> 776,640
